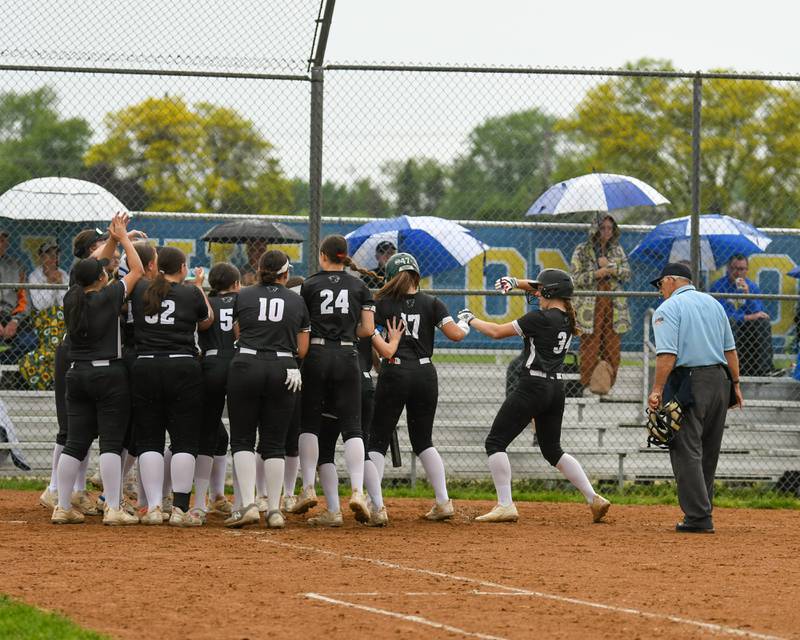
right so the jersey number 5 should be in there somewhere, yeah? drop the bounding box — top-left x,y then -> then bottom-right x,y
219,308 -> 234,331
320,289 -> 349,315
144,300 -> 176,325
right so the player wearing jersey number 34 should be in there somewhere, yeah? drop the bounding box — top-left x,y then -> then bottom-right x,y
462,268 -> 611,524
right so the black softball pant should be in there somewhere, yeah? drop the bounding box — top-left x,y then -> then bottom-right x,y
63,360 -> 131,460
485,375 -> 566,466
131,356 -> 203,456
318,371 -> 375,465
227,353 -> 297,459
284,394 -> 301,457
121,347 -> 137,455
54,342 -> 69,446
300,344 -> 362,440
369,362 -> 438,456
201,355 -> 233,457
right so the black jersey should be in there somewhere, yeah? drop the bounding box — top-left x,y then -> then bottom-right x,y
120,302 -> 135,350
357,336 -> 373,372
235,283 -> 310,354
199,292 -> 238,353
512,308 -> 573,374
301,270 -> 375,342
67,280 -> 127,361
375,293 -> 452,360
130,279 -> 209,355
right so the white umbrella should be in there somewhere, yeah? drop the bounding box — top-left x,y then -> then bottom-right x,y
0,177 -> 126,222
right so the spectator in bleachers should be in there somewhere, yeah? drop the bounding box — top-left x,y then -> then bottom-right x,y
27,242 -> 68,311
709,254 -> 773,376
0,227 -> 36,366
570,215 -> 631,395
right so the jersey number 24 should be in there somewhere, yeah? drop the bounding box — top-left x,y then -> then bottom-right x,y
320,289 -> 349,314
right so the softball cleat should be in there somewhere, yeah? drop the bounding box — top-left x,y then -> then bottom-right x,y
103,506 -> 139,526
39,488 -> 58,509
51,506 -> 85,525
590,495 -> 611,523
475,503 -> 519,523
349,490 -> 370,523
367,505 -> 389,527
424,499 -> 455,521
140,506 -> 164,525
224,503 -> 260,529
292,485 -> 318,514
209,495 -> 232,515
266,510 -> 285,529
307,509 -> 343,528
71,490 -> 100,516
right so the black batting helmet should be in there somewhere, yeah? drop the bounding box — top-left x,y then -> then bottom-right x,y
531,268 -> 574,300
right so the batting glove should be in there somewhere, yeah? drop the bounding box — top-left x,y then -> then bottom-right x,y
285,368 -> 302,393
494,276 -> 518,294
457,308 -> 475,326
456,319 -> 471,335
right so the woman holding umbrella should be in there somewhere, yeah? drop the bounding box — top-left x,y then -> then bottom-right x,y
569,215 -> 631,395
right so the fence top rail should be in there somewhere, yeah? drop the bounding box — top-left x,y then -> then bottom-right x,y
324,63 -> 800,83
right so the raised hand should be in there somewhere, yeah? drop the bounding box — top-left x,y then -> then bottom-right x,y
494,276 -> 518,294
193,267 -> 205,287
457,308 -> 475,326
386,316 -> 406,344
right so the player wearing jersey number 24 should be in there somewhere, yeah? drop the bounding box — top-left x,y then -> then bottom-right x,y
462,268 -> 611,524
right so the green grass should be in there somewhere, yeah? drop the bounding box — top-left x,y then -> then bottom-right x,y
0,596 -> 108,640
0,478 -> 47,491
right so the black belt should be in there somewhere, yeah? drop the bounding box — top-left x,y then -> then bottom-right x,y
687,364 -> 724,370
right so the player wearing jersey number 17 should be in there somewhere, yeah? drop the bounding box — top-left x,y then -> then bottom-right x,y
225,250 -> 310,529
463,269 -> 611,524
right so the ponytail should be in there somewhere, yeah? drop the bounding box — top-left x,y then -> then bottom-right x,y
320,234 -> 380,281
63,285 -> 89,339
341,255 -> 380,282
564,300 -> 580,337
258,250 -> 290,285
143,246 -> 185,315
376,270 -> 418,301
208,262 -> 240,297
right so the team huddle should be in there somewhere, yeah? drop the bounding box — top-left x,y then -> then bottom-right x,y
40,213 -> 611,529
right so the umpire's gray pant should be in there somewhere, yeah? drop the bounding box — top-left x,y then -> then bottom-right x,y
669,365 -> 731,528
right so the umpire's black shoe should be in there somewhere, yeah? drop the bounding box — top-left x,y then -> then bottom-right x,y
675,522 -> 715,534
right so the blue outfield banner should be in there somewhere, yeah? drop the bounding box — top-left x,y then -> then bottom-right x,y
4,216 -> 799,353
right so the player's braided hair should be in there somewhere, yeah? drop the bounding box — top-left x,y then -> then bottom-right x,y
259,250 -> 290,285
63,286 -> 89,339
564,300 -> 580,336
376,270 -> 419,300
320,234 -> 380,281
208,262 -> 240,297
143,246 -> 185,315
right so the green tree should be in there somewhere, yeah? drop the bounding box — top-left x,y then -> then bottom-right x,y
383,158 -> 447,215
437,109 -> 558,220
556,59 -> 800,225
0,87 -> 91,195
291,177 -> 389,217
86,96 -> 294,214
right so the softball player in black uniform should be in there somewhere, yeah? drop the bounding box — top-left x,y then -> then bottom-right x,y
53,215 -> 145,525
130,246 -> 213,526
366,253 -> 469,524
461,269 -> 611,523
195,262 -> 240,517
225,250 -> 309,529
294,234 -> 376,523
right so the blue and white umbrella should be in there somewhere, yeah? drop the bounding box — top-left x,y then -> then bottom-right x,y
526,172 -> 670,216
629,214 -> 772,270
345,215 -> 487,277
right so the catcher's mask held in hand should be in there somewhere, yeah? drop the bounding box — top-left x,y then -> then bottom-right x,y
646,399 -> 683,449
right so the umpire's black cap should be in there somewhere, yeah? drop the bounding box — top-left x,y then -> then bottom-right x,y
650,262 -> 692,288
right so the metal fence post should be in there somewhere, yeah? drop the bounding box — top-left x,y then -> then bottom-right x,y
308,65 -> 324,275
690,72 -> 703,282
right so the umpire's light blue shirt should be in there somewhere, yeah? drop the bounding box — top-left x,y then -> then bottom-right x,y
652,284 -> 736,367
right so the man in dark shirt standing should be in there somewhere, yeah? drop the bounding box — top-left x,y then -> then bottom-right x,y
361,240 -> 396,289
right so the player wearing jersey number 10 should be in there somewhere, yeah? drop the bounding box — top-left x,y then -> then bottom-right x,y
295,235 -> 376,525
464,269 -> 611,524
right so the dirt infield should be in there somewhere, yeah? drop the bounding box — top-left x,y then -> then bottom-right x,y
1,490 -> 798,640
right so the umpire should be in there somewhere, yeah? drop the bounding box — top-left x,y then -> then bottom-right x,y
648,263 -> 743,534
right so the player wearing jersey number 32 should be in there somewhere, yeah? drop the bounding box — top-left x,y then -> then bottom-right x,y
462,269 -> 611,524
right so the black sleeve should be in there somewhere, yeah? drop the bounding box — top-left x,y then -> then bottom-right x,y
193,286 -> 209,321
432,297 -> 451,327
359,280 -> 375,311
299,297 -> 310,331
102,280 -> 126,309
514,310 -> 545,338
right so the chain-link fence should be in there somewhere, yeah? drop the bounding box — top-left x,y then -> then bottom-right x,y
1,2 -> 800,496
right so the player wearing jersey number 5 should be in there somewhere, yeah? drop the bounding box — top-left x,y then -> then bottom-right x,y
364,252 -> 468,525
130,247 -> 214,527
464,268 -> 611,523
224,251 -> 310,529
295,235 -> 375,524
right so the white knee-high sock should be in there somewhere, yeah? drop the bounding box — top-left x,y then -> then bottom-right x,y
136,460 -> 146,508
318,463 -> 340,513
170,452 -> 195,494
100,452 -> 122,509
231,463 -> 241,509
210,455 -> 227,499
487,452 -> 513,506
193,454 -> 213,510
264,458 -> 284,513
56,454 -> 82,510
298,433 -> 319,489
343,437 -> 365,493
363,458 -> 383,510
122,450 -> 136,480
369,451 -> 386,482
556,453 -> 597,503
138,451 -> 164,510
418,447 -> 449,503
233,451 -> 256,508
73,453 -> 90,492
48,443 -> 64,492
162,448 -> 173,496
283,456 -> 299,496
255,455 -> 268,498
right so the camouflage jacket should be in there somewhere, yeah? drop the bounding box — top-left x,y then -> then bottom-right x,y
569,239 -> 631,335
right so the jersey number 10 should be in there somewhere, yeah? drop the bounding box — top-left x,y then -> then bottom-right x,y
258,298 -> 285,322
